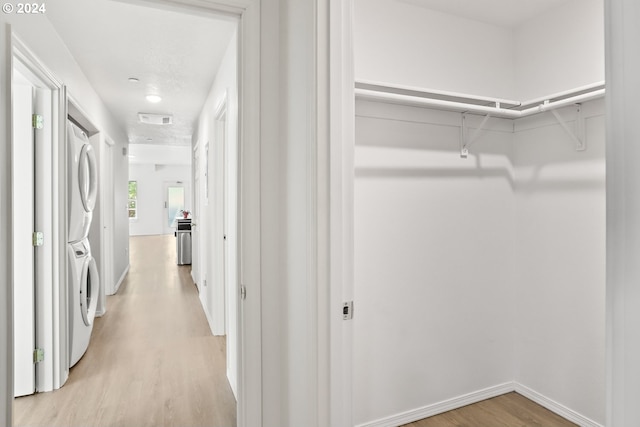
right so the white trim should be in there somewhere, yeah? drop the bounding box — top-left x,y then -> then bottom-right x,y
67,95 -> 100,134
354,382 -> 602,427
11,33 -> 68,393
1,22 -> 13,427
200,292 -> 217,336
514,383 -> 604,427
113,264 -> 130,294
355,383 -> 515,427
328,0 -> 355,426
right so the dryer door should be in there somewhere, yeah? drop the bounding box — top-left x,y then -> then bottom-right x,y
80,255 -> 100,326
78,143 -> 98,213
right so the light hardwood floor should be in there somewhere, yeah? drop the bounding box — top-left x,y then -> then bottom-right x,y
14,235 -> 237,427
402,392 -> 578,427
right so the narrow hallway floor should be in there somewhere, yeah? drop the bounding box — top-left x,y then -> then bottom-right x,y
14,234 -> 237,427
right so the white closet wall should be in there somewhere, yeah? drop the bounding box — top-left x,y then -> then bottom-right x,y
355,0 -> 605,100
354,102 -> 516,426
513,100 -> 606,424
354,0 -> 516,99
353,99 -> 606,427
514,0 -> 605,99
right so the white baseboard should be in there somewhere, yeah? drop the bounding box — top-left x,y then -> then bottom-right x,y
199,293 -> 216,335
514,383 -> 604,427
111,264 -> 129,295
355,382 -> 515,427
356,382 -> 602,427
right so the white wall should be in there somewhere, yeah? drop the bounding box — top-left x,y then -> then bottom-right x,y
354,0 -> 605,101
513,101 -> 606,425
129,144 -> 191,166
353,99 -> 606,426
193,30 -> 239,396
353,100 -> 516,425
514,0 -> 605,99
128,163 -> 192,236
354,0 -> 516,99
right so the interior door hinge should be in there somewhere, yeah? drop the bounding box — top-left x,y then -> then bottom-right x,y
32,114 -> 43,130
343,301 -> 354,320
32,231 -> 44,247
240,285 -> 246,300
33,348 -> 44,364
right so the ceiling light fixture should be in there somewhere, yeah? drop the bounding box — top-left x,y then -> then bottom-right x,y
128,77 -> 139,83
146,94 -> 162,103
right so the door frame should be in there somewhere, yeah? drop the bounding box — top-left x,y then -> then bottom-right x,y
11,35 -> 68,394
163,181 -> 187,235
121,3 -> 262,425
2,1 -> 265,424
100,137 -> 115,298
213,94 -> 228,337
192,142 -> 201,289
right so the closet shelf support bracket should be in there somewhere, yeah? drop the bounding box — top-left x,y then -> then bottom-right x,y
550,105 -> 586,151
460,113 -> 491,158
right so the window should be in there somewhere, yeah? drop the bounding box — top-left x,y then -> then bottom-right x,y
128,181 -> 138,219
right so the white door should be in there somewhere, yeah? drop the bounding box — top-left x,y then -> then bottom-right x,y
101,140 -> 115,296
163,182 -> 185,235
12,81 -> 36,397
218,104 -> 239,397
192,146 -> 201,288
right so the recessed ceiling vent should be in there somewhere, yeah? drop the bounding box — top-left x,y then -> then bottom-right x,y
138,113 -> 173,125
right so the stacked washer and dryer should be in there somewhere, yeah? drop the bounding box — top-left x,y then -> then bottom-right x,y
67,121 -> 100,368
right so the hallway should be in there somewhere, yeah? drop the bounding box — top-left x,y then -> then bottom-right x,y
14,235 -> 237,427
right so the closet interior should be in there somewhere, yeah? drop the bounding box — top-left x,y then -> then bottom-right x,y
352,0 -> 605,426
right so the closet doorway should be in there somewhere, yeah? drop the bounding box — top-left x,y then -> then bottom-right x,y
351,1 -> 606,426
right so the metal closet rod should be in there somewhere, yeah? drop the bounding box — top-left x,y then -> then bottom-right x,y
354,80 -> 606,119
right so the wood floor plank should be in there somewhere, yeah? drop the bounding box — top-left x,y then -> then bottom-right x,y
13,235 -> 236,427
403,392 -> 578,427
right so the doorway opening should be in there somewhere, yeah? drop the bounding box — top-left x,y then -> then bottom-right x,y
11,36 -> 66,398
6,1 -> 260,425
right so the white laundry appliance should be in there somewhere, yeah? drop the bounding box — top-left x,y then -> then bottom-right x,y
67,121 -> 97,243
68,239 -> 99,367
67,121 -> 99,367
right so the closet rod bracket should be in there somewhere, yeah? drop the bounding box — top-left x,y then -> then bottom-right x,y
550,105 -> 585,151
460,113 -> 491,158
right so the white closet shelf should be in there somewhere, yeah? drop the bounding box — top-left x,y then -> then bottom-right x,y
355,80 -> 605,119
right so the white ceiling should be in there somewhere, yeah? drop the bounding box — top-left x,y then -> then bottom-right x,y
46,0 -> 236,147
398,0 -> 573,28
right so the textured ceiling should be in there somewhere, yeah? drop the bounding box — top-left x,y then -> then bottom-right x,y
398,0 -> 573,27
46,0 -> 236,146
